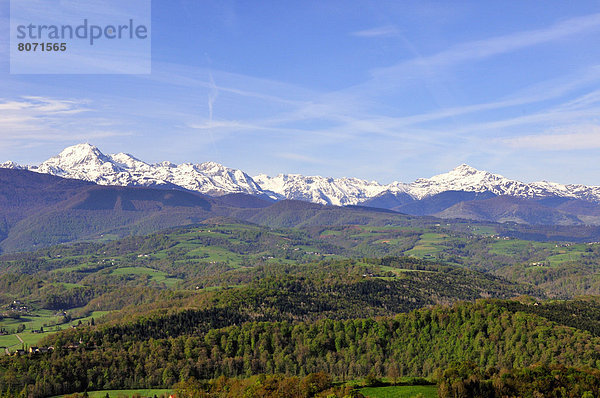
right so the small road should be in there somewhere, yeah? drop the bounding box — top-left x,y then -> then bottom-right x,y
15,334 -> 23,344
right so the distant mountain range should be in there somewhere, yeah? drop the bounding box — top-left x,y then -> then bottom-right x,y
2,166 -> 600,254
2,143 -> 600,227
0,167 -> 427,253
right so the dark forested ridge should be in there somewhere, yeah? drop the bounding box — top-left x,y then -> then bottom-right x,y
3,300 -> 600,397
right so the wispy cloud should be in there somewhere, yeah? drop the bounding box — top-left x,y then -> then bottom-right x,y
231,15 -> 600,150
189,120 -> 252,130
370,13 -> 600,82
100,14 -> 600,155
0,96 -> 130,143
0,96 -> 89,131
247,66 -> 600,149
502,125 -> 600,151
143,61 -> 313,106
351,25 -> 398,38
207,72 -> 219,124
275,152 -> 327,164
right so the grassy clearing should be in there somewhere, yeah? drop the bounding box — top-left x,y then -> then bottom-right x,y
0,309 -> 61,331
0,310 -> 110,351
403,245 -> 439,258
111,267 -> 181,287
544,245 -> 587,266
490,239 -> 588,266
359,385 -> 437,398
53,389 -> 171,398
404,233 -> 447,258
73,311 -> 110,326
377,265 -> 433,276
375,238 -> 406,245
0,334 -> 20,350
92,233 -> 120,243
184,246 -> 242,263
546,252 -> 584,266
320,230 -> 344,237
489,239 -> 540,255
0,329 -> 51,350
17,332 -> 47,347
470,226 -> 497,236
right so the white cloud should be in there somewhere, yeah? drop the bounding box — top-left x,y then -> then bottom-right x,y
275,152 -> 327,164
369,13 -> 600,82
0,96 -> 88,131
0,96 -> 129,142
351,25 -> 398,38
143,61 -> 313,106
502,126 -> 600,150
189,120 -> 248,130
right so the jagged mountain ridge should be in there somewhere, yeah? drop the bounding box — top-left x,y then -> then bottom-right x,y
3,143 -> 600,206
2,144 -> 266,197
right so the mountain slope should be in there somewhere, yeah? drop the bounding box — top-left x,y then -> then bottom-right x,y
0,169 -> 416,252
0,168 -> 95,230
360,191 -> 415,209
393,190 -> 497,216
0,169 -> 248,252
436,196 -> 584,225
4,144 -> 600,223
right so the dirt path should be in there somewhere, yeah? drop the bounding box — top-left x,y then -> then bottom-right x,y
15,334 -> 23,344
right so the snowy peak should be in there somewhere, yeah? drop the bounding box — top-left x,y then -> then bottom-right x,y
164,161 -> 263,195
0,161 -> 22,169
13,144 -> 263,196
110,152 -> 149,169
47,143 -> 113,168
2,145 -> 600,206
410,164 -> 506,199
450,163 -> 482,175
424,164 -> 481,179
253,173 -> 404,206
417,164 -> 498,185
30,144 -> 125,183
409,164 -> 600,202
253,164 -> 600,205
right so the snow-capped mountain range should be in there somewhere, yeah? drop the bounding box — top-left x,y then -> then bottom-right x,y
2,144 -> 264,198
3,143 -> 600,206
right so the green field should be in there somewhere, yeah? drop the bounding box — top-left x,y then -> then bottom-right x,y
359,385 -> 437,398
0,309 -> 59,331
111,267 -> 181,287
470,225 -> 497,235
0,330 -> 52,351
54,389 -> 171,398
545,248 -> 587,266
183,245 -> 243,264
489,239 -> 543,255
404,233 -> 447,258
0,310 -> 109,352
320,229 -> 344,236
489,239 -> 589,267
0,334 -> 20,351
377,265 -> 433,276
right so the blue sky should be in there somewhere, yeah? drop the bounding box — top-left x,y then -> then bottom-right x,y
1,1 -> 600,184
